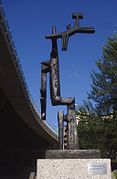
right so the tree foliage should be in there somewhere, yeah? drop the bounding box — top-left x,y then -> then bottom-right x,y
88,34 -> 117,116
77,106 -> 117,158
77,34 -> 117,158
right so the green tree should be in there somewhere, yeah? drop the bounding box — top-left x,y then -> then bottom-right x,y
77,34 -> 117,158
88,34 -> 117,116
77,104 -> 117,158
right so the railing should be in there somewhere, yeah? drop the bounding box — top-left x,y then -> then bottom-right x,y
0,0 -> 58,138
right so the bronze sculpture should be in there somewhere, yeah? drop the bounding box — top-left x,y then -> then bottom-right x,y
40,13 -> 95,150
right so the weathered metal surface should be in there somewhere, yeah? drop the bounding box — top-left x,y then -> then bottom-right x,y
46,13 -> 95,51
40,61 -> 50,120
40,13 -> 95,150
67,109 -> 79,149
58,111 -> 64,149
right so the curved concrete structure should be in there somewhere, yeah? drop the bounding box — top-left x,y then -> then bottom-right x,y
0,1 -> 58,178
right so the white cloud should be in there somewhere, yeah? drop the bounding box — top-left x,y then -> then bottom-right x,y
70,72 -> 79,78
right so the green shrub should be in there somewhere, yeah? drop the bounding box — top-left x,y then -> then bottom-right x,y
112,160 -> 117,164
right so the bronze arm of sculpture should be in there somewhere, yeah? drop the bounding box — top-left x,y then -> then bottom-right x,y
46,13 -> 95,51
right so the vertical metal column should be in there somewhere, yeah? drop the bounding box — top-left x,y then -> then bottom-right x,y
40,70 -> 47,120
67,101 -> 79,150
58,111 -> 64,149
40,61 -> 50,120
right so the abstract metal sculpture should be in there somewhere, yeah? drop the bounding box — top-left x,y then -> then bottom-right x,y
40,13 -> 95,150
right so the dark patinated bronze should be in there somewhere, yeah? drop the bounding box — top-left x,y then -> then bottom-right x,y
40,13 -> 95,150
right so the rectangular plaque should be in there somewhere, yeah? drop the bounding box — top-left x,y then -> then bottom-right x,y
88,163 -> 107,175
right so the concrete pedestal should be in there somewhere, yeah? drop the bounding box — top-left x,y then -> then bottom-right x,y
36,150 -> 111,179
37,159 -> 111,179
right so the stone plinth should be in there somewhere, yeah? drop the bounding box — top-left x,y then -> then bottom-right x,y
46,149 -> 100,159
37,159 -> 111,179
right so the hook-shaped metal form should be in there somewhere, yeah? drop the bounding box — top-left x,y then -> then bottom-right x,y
45,13 -> 95,51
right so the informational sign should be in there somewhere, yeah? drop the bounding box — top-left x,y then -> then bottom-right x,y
88,163 -> 107,175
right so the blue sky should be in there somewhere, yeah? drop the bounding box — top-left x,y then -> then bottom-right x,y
2,0 -> 117,129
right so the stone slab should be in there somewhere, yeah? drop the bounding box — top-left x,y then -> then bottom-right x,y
37,159 -> 111,179
46,149 -> 100,159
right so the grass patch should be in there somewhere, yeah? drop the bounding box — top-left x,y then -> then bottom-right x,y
113,170 -> 117,179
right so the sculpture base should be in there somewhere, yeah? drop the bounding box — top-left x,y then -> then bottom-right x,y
36,159 -> 111,179
36,150 -> 112,179
46,149 -> 101,159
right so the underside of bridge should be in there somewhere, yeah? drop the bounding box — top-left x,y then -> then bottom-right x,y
0,2 -> 58,179
0,88 -> 55,179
